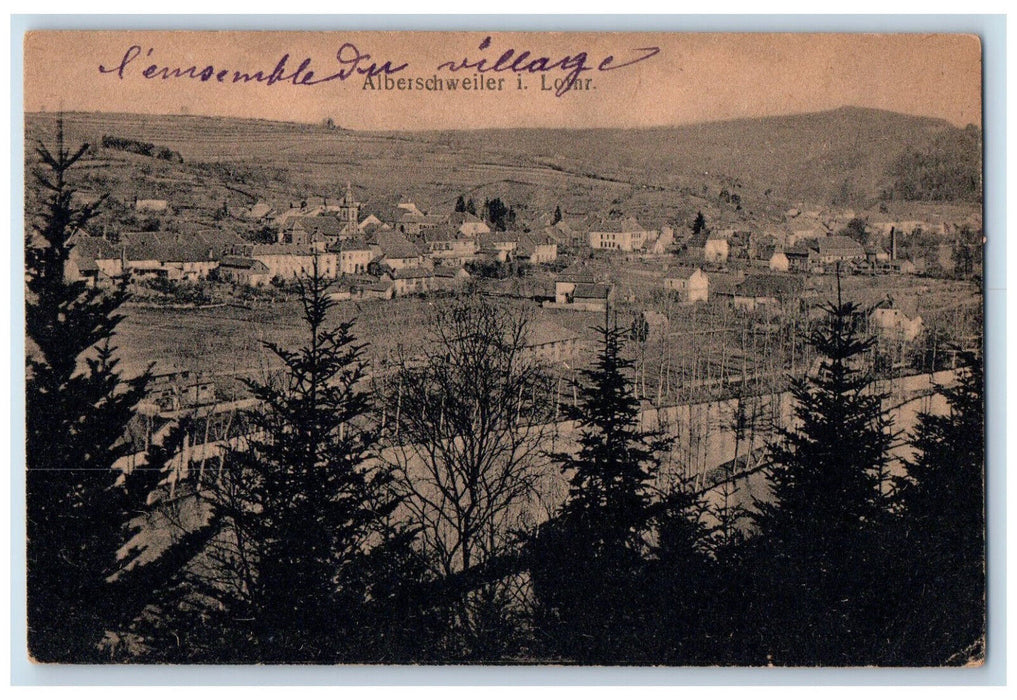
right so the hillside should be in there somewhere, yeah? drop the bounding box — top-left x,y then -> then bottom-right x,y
24,107 -> 981,232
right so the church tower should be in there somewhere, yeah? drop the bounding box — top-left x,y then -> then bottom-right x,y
340,181 -> 360,234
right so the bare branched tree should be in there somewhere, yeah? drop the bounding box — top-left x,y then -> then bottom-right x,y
382,292 -> 554,656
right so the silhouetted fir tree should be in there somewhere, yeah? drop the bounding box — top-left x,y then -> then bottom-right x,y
465,198 -> 477,216
485,197 -> 511,231
220,261 -> 410,662
643,475 -> 725,664
24,119 -> 157,661
529,322 -> 661,662
692,211 -> 707,235
552,205 -> 563,225
891,351 -> 984,664
454,195 -> 466,213
747,296 -> 897,665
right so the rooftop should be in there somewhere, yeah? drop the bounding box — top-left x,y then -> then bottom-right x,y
573,283 -> 611,300
375,230 -> 423,260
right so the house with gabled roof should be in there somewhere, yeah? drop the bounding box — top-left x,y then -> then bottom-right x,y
554,272 -> 596,304
421,228 -> 478,266
477,232 -> 520,263
544,218 -> 589,249
228,243 -> 340,281
340,274 -> 394,301
119,230 -> 246,281
570,283 -> 612,312
516,233 -> 558,264
588,216 -> 651,252
647,225 -> 675,256
449,211 -> 491,237
218,256 -> 272,286
785,242 -> 816,273
704,233 -> 730,264
869,297 -> 924,342
549,271 -> 612,312
663,266 -> 709,303
358,213 -> 384,230
389,266 -> 435,297
812,235 -> 865,265
386,202 -> 445,236
431,266 -> 471,291
65,232 -> 122,285
374,230 -> 427,270
339,242 -> 377,275
524,320 -> 584,364
280,215 -> 344,246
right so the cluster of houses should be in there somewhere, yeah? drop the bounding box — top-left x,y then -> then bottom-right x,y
553,210 -> 934,278
66,184 -> 568,299
676,228 -> 921,276
65,182 -> 966,317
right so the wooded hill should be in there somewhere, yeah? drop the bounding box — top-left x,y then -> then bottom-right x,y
25,106 -> 981,231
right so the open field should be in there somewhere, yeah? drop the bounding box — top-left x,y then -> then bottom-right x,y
114,270 -> 982,406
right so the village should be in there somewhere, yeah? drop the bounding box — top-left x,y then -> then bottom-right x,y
58,173 -> 984,429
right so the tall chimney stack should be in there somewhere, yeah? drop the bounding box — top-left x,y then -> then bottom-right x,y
890,226 -> 897,261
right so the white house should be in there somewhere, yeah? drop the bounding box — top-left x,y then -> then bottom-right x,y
704,234 -> 730,264
516,233 -> 558,264
554,273 -> 596,304
228,244 -> 339,281
375,230 -> 427,270
769,251 -> 790,272
869,300 -> 924,342
588,217 -> 651,252
340,244 -> 376,275
449,212 -> 491,237
647,225 -> 675,256
663,267 -> 709,303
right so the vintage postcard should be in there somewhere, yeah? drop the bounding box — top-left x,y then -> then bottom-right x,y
22,30 -> 984,666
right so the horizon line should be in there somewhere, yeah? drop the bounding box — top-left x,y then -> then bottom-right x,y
23,104 -> 978,133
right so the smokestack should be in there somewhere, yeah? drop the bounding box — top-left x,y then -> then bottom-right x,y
890,226 -> 897,261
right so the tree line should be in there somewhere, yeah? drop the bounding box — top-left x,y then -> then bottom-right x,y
26,126 -> 985,665
101,134 -> 183,163
454,194 -> 518,231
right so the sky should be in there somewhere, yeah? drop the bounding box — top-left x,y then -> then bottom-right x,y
24,31 -> 982,130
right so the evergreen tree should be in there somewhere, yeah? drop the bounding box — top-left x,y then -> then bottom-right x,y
217,261 -> 411,662
529,322 -> 661,662
24,119 -> 155,661
747,297 -> 897,664
454,195 -> 466,213
692,211 -> 707,235
465,198 -> 477,216
552,205 -> 562,225
642,473 -> 727,664
486,197 -> 510,231
893,351 -> 984,664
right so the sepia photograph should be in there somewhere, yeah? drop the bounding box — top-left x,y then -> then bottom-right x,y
20,28 -> 986,667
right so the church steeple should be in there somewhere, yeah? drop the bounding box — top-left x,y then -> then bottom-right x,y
341,181 -> 359,235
